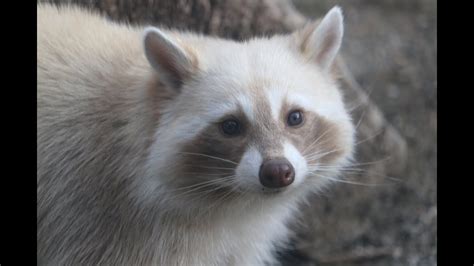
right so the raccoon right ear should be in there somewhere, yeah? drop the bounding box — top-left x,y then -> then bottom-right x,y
143,27 -> 198,90
292,6 -> 343,72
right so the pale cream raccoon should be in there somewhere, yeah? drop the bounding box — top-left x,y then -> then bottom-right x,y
37,3 -> 354,265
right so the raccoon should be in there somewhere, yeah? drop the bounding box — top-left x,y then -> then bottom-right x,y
37,3 -> 354,265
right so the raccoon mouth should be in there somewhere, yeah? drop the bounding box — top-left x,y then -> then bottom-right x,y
261,187 -> 285,194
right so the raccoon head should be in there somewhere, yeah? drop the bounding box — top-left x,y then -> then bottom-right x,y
142,7 -> 354,205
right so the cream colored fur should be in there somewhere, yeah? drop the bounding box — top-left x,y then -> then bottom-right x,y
37,4 -> 354,265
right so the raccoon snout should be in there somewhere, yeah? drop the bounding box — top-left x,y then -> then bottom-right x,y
258,158 -> 295,188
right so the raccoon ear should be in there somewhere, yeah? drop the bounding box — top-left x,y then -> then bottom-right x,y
293,6 -> 343,71
143,27 -> 197,90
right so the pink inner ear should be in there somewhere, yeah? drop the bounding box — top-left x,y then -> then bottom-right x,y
144,30 -> 197,89
295,21 -> 321,55
313,28 -> 340,66
295,7 -> 343,70
145,33 -> 185,87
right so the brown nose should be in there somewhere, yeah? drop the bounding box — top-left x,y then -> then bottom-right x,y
259,158 -> 295,188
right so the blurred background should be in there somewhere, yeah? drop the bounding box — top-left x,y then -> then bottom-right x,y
39,0 -> 437,264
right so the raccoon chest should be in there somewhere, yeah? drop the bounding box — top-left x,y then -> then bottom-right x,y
188,205 -> 294,265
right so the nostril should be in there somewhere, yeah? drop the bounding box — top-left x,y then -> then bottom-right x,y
283,170 -> 292,180
281,165 -> 295,185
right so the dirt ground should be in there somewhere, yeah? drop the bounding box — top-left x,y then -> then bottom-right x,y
286,1 -> 437,265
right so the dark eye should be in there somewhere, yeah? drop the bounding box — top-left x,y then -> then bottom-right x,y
221,119 -> 241,136
287,110 -> 304,127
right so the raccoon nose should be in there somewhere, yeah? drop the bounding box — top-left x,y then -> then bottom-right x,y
259,158 -> 295,188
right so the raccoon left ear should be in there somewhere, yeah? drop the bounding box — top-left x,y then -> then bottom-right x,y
143,27 -> 198,90
293,6 -> 343,71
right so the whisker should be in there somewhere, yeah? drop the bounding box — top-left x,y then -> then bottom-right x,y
179,152 -> 238,165
169,182 -> 231,202
318,168 -> 402,182
308,159 -> 402,182
180,172 -> 233,177
315,157 -> 392,168
170,177 -> 235,194
181,164 -> 236,171
354,130 -> 384,146
306,148 -> 340,161
309,172 -> 390,187
302,125 -> 336,156
305,130 -> 385,163
202,181 -> 241,214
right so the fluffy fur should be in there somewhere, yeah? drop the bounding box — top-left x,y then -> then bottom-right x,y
37,4 -> 354,265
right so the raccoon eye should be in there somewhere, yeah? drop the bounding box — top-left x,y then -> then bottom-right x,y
220,119 -> 241,136
287,110 -> 304,127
